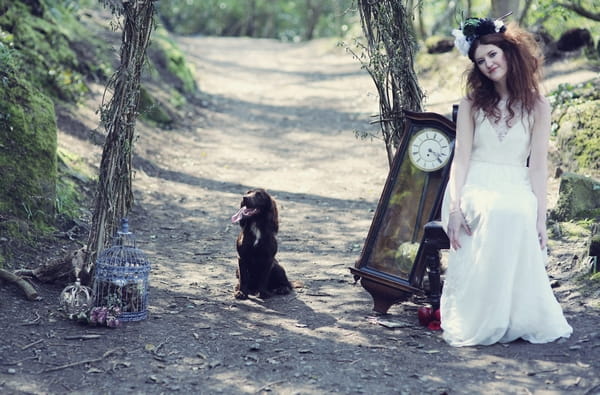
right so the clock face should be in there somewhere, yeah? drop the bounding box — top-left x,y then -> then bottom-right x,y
408,128 -> 451,172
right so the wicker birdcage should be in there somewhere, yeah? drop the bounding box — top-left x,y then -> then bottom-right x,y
92,218 -> 150,322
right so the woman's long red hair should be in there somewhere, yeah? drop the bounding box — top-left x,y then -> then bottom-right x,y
466,22 -> 543,123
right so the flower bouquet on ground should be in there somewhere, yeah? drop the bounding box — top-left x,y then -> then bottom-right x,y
69,306 -> 122,328
417,306 -> 442,331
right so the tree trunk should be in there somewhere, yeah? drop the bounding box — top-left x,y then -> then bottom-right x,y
416,1 -> 426,40
357,0 -> 424,167
304,0 -> 322,41
83,0 -> 156,283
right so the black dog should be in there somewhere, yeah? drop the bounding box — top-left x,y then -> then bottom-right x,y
231,188 -> 292,299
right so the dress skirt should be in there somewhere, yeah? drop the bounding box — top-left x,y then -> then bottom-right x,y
440,160 -> 573,347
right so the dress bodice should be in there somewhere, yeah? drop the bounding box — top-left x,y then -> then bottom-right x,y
470,109 -> 532,167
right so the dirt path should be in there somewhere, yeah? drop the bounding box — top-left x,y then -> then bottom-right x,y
1,37 -> 599,395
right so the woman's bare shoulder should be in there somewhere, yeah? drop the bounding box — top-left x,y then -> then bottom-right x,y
533,94 -> 551,117
459,96 -> 474,107
534,94 -> 550,109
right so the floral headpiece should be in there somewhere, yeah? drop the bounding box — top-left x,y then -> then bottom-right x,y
452,16 -> 508,56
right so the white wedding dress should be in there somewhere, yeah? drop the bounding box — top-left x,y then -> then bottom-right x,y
440,109 -> 573,347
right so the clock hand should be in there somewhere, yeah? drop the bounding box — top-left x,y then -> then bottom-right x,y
427,148 -> 442,161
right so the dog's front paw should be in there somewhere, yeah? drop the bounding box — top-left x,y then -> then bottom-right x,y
234,290 -> 248,300
272,286 -> 292,295
258,290 -> 273,299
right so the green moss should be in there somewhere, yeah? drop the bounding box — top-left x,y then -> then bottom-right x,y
169,89 -> 187,109
149,27 -> 198,95
58,147 -> 94,180
55,177 -> 80,218
559,221 -> 591,240
551,80 -> 600,177
566,102 -> 600,171
56,149 -> 91,218
0,0 -> 93,102
138,86 -> 174,127
551,173 -> 600,221
0,65 -> 57,228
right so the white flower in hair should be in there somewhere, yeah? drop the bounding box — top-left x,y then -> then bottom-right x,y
494,20 -> 505,32
452,28 -> 470,56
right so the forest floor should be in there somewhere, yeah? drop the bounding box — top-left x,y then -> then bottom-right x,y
1,34 -> 600,395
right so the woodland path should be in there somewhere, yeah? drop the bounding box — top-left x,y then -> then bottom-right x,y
1,36 -> 599,395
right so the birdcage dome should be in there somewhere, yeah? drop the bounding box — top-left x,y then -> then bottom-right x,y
93,219 -> 151,322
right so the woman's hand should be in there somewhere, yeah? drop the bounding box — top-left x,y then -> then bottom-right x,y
447,209 -> 472,250
537,219 -> 547,250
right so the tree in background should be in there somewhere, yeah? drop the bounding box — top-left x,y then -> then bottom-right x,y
157,0 -> 353,41
556,0 -> 600,22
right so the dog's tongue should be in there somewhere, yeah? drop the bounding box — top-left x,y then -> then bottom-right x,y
231,206 -> 258,223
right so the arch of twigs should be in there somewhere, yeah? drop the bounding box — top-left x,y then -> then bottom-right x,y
83,0 -> 156,281
353,0 -> 424,167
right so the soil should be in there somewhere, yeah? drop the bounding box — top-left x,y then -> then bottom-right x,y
1,35 -> 600,395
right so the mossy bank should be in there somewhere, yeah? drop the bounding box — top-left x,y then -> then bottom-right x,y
0,0 -> 198,268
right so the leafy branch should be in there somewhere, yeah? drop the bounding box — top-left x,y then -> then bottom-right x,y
354,0 -> 423,167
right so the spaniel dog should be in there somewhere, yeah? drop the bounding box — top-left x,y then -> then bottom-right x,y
231,188 -> 292,299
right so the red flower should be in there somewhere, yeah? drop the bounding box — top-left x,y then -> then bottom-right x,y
427,320 -> 442,331
417,306 -> 433,326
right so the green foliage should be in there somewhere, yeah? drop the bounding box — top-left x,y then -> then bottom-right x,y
157,0 -> 355,41
550,81 -> 600,109
525,0 -> 600,39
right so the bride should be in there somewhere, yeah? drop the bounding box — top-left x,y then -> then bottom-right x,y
440,16 -> 573,347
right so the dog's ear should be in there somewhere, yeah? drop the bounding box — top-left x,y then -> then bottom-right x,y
268,195 -> 279,233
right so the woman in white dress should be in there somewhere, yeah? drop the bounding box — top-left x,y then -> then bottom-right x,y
440,17 -> 573,347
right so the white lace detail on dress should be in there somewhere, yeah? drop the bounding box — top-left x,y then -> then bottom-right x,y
489,100 -> 513,142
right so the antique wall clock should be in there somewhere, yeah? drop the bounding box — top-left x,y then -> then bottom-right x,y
350,110 -> 456,314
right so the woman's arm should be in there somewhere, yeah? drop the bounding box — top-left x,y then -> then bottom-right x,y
446,97 -> 475,249
529,95 -> 551,249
